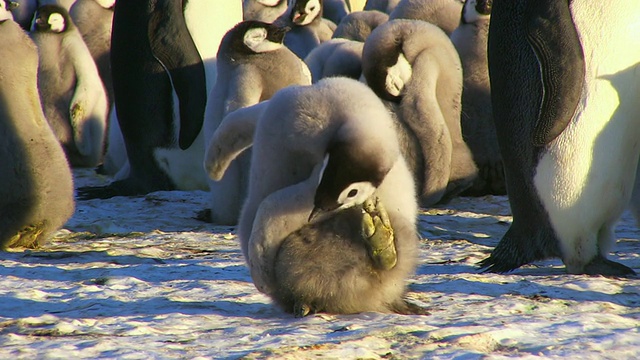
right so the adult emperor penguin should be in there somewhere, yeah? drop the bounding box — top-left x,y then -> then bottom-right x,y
480,0 -> 640,276
77,1 -> 242,199
0,16 -> 75,249
332,9 -> 389,42
450,0 -> 504,196
275,0 -> 337,60
389,0 -> 464,36
202,20 -> 312,225
207,77 -> 425,316
30,4 -> 109,168
362,19 -> 478,206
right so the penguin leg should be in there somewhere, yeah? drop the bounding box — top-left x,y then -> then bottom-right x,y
361,196 -> 397,270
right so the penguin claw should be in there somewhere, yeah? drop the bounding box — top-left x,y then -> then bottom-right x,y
361,196 -> 397,270
293,301 -> 312,318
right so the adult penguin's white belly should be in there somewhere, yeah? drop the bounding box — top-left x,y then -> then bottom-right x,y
533,1 -> 640,273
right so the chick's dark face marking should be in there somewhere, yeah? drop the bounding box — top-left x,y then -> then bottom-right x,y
225,20 -> 289,57
311,140 -> 390,220
288,0 -> 322,26
33,5 -> 70,33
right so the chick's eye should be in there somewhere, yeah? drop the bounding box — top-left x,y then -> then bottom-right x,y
347,189 -> 358,198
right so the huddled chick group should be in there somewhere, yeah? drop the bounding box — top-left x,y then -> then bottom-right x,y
2,0 -> 639,318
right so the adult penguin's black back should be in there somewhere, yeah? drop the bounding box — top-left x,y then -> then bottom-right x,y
479,0 -> 579,272
78,0 -> 207,199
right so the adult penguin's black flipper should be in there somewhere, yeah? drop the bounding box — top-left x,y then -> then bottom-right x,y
525,0 -> 585,146
148,0 -> 207,150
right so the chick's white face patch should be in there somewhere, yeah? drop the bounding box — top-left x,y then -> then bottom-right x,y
48,13 -> 65,33
95,0 -> 116,9
385,52 -> 412,97
243,27 -> 283,53
0,1 -> 14,21
302,0 -> 320,24
463,0 -> 491,23
257,0 -> 282,6
337,182 -> 376,210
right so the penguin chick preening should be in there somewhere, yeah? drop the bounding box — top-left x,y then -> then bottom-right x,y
362,19 -> 478,207
450,0 -> 505,196
202,20 -> 312,225
0,17 -> 75,249
207,77 -> 426,316
274,0 -> 336,59
480,0 -> 640,276
30,4 -> 109,168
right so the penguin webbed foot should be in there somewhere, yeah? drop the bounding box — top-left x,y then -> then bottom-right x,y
77,177 -> 174,200
390,299 -> 430,316
582,255 -> 637,278
361,197 -> 397,271
194,208 -> 213,223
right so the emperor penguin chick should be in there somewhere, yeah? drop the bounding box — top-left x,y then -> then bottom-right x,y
275,0 -> 337,59
30,4 -> 108,168
69,0 -> 115,107
304,38 -> 364,82
207,77 -> 424,316
0,18 -> 74,249
389,0 -> 464,36
202,20 -> 312,225
363,0 -> 400,14
480,0 -> 640,276
332,9 -> 389,42
243,0 -> 287,23
363,19 -> 478,206
450,0 -> 504,195
8,0 -> 36,29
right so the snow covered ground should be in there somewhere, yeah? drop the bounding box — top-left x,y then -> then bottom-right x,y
0,169 -> 638,359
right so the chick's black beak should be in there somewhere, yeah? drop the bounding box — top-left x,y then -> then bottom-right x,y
308,206 -> 323,223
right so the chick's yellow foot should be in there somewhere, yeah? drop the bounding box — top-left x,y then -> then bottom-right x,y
361,197 -> 397,270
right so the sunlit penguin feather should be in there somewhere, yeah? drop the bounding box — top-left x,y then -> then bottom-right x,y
69,0 -> 115,107
304,38 -> 363,82
243,0 -> 287,23
363,0 -> 400,14
389,0 -> 463,35
202,20 -> 312,225
363,19 -> 478,206
332,9 -> 388,42
30,4 -> 108,168
0,18 -> 75,249
480,0 -> 640,276
207,77 -> 424,316
450,0 -> 504,195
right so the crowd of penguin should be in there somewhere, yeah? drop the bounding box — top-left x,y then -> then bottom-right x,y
1,0 -> 639,317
